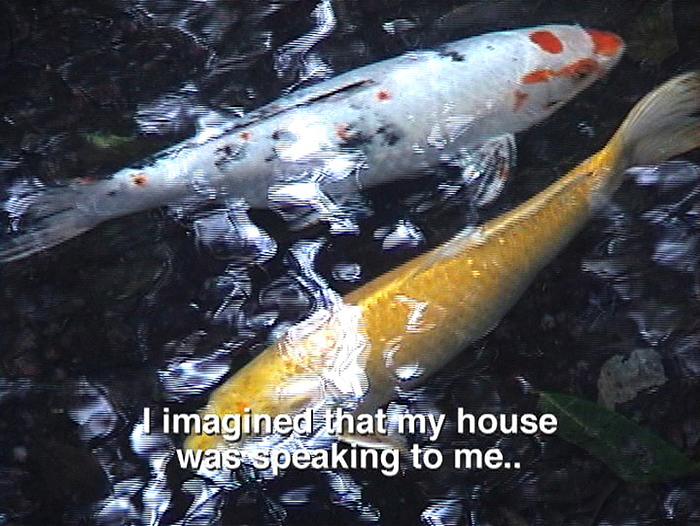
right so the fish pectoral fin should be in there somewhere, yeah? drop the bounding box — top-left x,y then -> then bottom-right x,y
454,133 -> 517,207
268,181 -> 360,234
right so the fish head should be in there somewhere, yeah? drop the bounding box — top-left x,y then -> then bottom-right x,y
513,25 -> 624,115
182,363 -> 323,451
184,304 -> 370,451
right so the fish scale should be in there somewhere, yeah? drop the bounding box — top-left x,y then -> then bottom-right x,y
347,153 -> 606,410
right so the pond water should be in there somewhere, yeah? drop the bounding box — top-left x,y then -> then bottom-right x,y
1,1 -> 699,525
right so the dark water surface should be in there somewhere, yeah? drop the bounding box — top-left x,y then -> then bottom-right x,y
1,1 -> 700,524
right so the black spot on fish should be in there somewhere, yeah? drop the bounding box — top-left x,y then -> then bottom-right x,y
272,130 -> 296,141
436,46 -> 465,62
375,123 -> 403,146
107,190 -> 118,197
264,149 -> 279,163
214,143 -> 246,169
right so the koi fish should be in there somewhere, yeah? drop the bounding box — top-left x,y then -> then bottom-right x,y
186,72 -> 700,451
0,25 -> 623,262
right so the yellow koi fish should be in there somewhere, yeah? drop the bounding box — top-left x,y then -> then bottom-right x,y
186,72 -> 700,451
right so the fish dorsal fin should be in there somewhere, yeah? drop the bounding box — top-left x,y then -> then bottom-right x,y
236,78 -> 377,130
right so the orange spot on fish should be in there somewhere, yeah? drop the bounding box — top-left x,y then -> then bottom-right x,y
521,69 -> 553,84
521,58 -> 601,86
376,89 -> 391,101
585,28 -> 623,57
75,176 -> 98,184
131,172 -> 147,186
513,90 -> 529,112
559,58 -> 600,80
239,131 -> 251,140
336,123 -> 350,140
235,401 -> 249,413
529,30 -> 563,54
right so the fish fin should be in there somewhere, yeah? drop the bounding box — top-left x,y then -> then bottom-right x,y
244,78 -> 376,126
455,133 -> 516,207
610,71 -> 700,168
268,181 -> 360,234
0,180 -> 106,262
268,181 -> 337,226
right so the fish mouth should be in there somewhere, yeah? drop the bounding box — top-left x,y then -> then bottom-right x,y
585,28 -> 625,68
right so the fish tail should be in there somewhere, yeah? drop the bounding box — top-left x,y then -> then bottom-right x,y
0,179 -> 108,262
607,71 -> 700,169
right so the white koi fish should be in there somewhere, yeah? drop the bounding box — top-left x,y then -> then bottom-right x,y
185,72 -> 700,451
0,25 -> 623,262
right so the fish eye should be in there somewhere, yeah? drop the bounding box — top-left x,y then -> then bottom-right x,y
561,58 -> 601,83
573,68 -> 594,82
